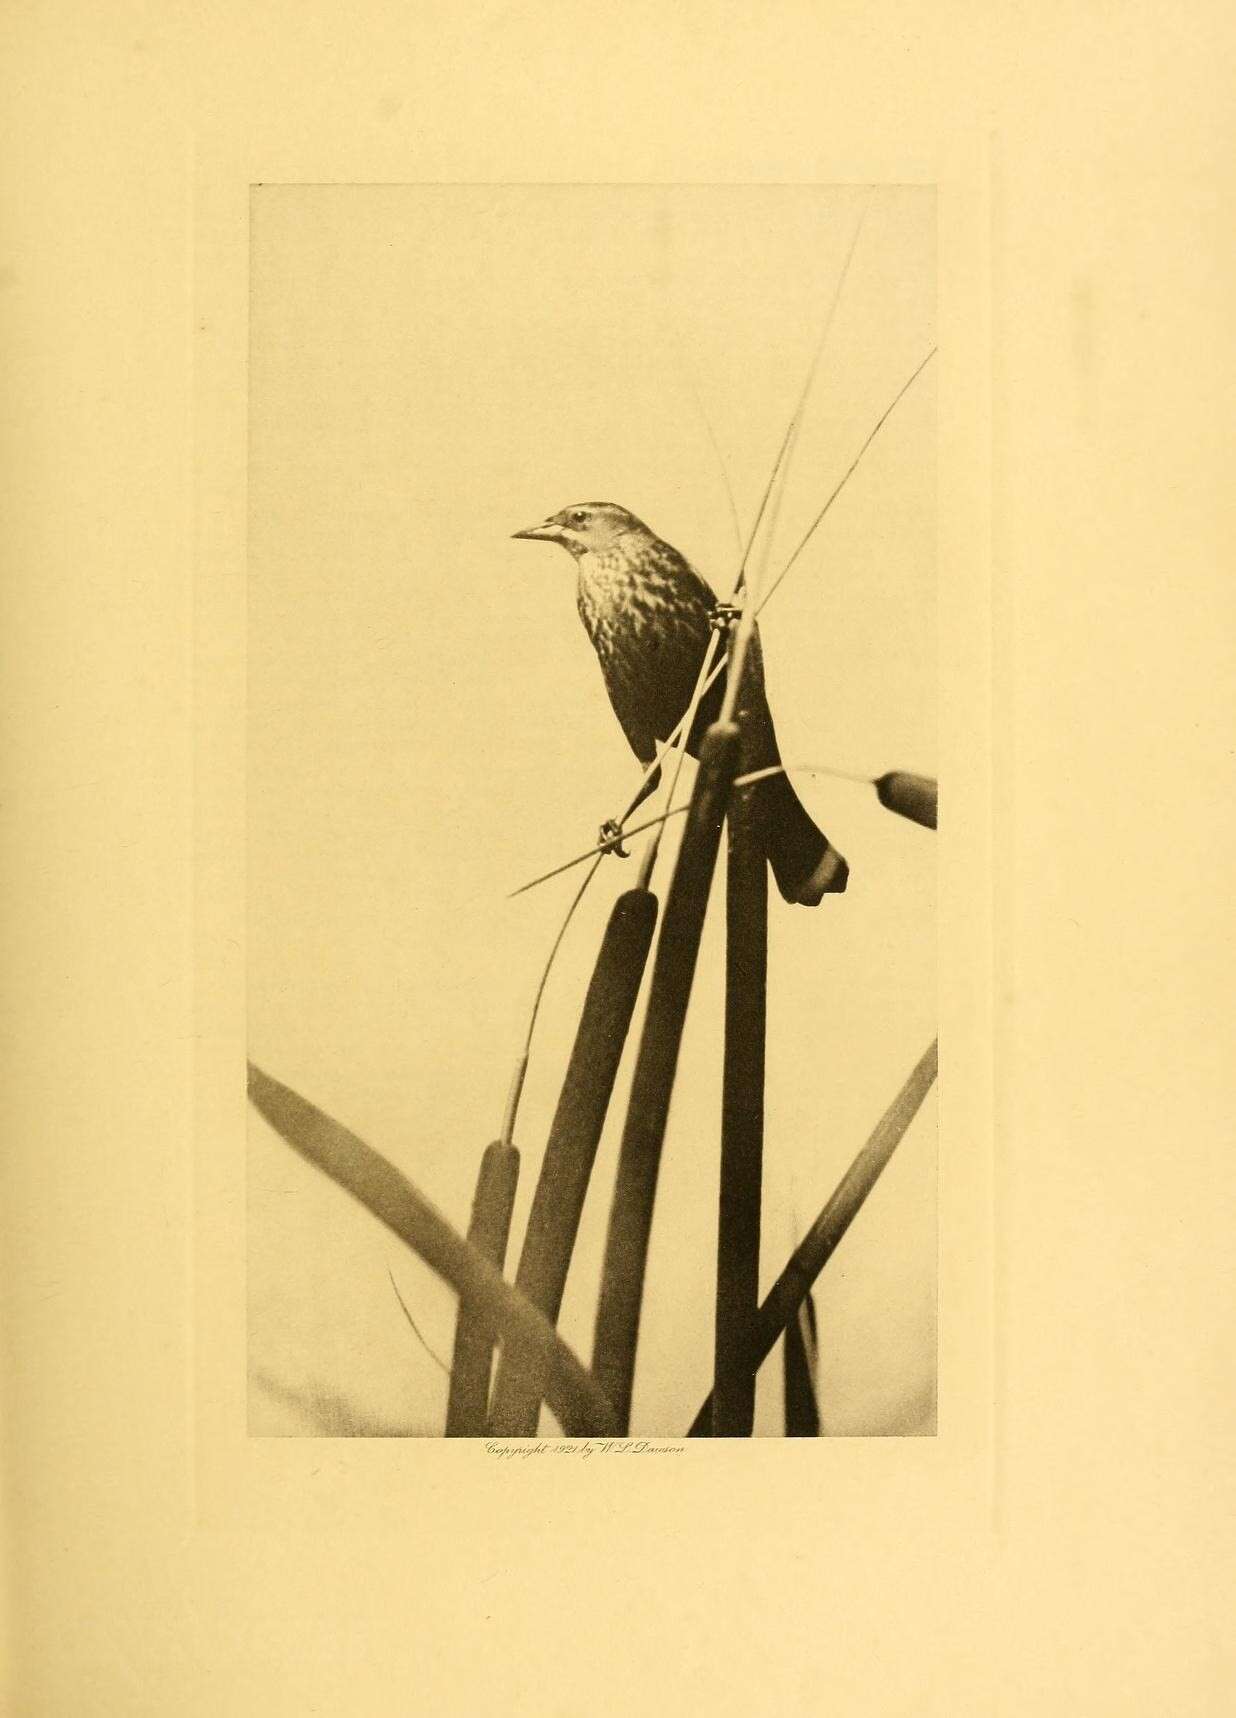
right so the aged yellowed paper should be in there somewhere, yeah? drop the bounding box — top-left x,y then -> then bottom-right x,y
3,3 -> 1232,1712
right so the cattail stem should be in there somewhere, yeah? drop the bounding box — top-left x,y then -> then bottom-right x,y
489,887 -> 659,1436
445,1140 -> 520,1436
688,1037 -> 938,1436
246,1062 -> 619,1436
712,668 -> 767,1436
592,722 -> 741,1432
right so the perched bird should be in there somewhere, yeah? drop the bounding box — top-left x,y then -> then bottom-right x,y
512,501 -> 847,903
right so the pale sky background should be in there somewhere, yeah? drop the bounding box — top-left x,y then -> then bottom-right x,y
246,183 -> 936,1437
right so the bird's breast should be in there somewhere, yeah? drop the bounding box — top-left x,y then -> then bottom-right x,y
576,546 -> 701,657
574,538 -> 734,746
576,550 -> 640,638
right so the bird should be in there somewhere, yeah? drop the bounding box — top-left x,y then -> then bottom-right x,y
512,501 -> 847,904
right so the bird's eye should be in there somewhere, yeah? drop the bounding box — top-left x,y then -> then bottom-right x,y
571,510 -> 588,527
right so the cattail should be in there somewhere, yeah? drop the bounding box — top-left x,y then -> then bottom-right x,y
875,770 -> 937,829
489,887 -> 659,1437
445,1140 -> 520,1436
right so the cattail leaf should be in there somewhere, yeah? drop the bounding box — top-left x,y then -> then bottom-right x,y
783,1293 -> 821,1437
689,1038 -> 938,1436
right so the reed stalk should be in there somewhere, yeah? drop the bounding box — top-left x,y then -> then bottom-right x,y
712,664 -> 767,1435
591,721 -> 740,1432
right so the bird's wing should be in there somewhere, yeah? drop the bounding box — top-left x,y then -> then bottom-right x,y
604,677 -> 659,765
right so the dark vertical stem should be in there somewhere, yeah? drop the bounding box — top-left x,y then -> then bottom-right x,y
783,1295 -> 821,1436
592,721 -> 740,1434
689,1038 -> 938,1436
712,680 -> 767,1435
445,1140 -> 520,1436
489,888 -> 659,1437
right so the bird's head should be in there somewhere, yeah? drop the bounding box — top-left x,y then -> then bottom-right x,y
512,501 -> 648,560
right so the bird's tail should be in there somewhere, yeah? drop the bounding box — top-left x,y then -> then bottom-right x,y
758,771 -> 848,905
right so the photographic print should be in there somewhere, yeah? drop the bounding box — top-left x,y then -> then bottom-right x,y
245,183 -> 937,1438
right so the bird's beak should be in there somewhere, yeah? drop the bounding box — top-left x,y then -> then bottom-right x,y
512,519 -> 561,541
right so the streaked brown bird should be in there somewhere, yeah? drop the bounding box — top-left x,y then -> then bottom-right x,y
513,501 -> 847,903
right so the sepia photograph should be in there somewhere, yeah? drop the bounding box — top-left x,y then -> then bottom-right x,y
9,1 -> 1233,1708
245,182 -> 937,1438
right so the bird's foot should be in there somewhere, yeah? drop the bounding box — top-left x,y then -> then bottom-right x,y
598,818 -> 630,859
709,601 -> 742,633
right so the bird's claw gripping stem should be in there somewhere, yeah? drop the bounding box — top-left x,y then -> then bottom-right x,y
598,818 -> 630,859
709,601 -> 742,632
